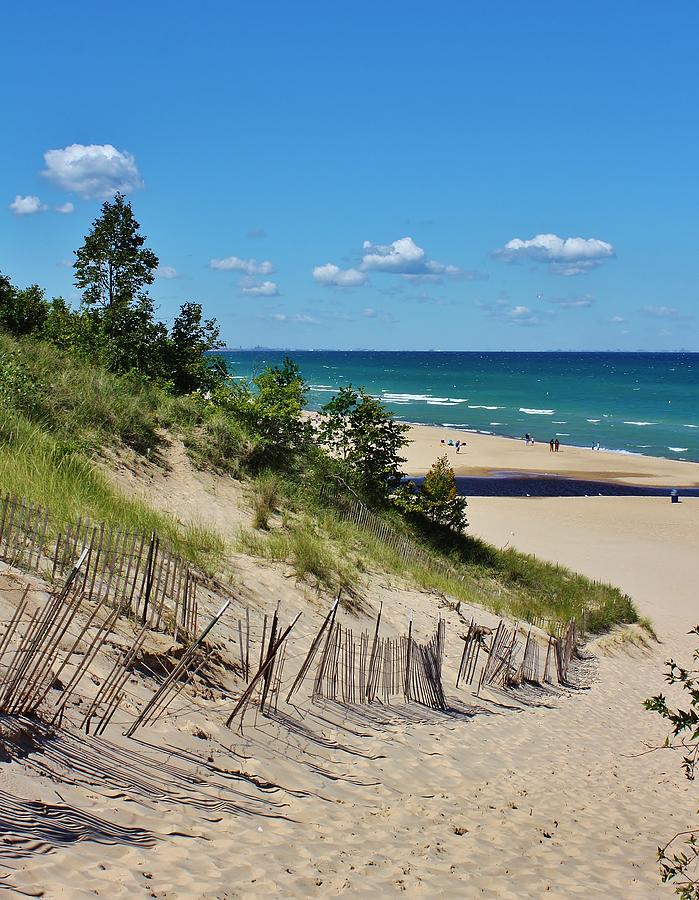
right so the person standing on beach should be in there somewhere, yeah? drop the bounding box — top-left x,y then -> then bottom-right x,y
555,438 -> 560,452
549,438 -> 554,452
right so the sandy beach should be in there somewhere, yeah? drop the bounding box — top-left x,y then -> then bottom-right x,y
2,437 -> 698,898
403,421 -> 699,487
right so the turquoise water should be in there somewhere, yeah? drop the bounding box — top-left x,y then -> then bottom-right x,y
217,351 -> 699,464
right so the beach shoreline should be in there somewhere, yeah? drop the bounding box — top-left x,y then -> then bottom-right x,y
403,421 -> 699,487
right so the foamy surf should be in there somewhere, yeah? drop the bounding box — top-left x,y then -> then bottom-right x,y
519,408 -> 554,415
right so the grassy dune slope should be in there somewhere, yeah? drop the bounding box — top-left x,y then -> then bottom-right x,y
0,332 -> 640,632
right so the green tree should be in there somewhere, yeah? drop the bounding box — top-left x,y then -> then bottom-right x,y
168,302 -> 225,394
418,454 -> 468,530
319,386 -> 409,500
41,297 -> 81,350
74,193 -> 158,310
645,626 -> 699,898
225,357 -> 311,467
0,275 -> 49,336
95,296 -> 169,377
73,193 -> 164,377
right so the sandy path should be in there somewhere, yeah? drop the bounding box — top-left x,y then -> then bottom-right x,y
4,457 -> 698,896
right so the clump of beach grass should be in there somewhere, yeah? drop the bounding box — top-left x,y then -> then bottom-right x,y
251,472 -> 282,529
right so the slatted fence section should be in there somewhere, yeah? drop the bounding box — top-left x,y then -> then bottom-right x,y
0,495 -> 199,640
310,613 -> 446,710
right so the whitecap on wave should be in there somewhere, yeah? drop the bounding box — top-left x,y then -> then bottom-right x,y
668,447 -> 689,452
587,419 -> 600,423
519,408 -> 554,415
468,405 -> 504,410
624,421 -> 657,426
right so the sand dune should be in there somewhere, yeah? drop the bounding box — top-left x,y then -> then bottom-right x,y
1,442 -> 697,897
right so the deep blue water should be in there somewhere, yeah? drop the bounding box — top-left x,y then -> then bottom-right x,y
217,350 -> 699,464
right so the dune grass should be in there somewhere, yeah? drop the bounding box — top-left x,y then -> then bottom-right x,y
0,331 -> 642,631
0,410 -> 225,573
237,517 -> 355,592
238,486 -> 639,633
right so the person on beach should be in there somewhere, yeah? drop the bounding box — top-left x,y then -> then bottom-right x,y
555,438 -> 560,452
549,438 -> 554,452
524,432 -> 531,445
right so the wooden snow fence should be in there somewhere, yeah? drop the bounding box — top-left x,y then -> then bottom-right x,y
293,601 -> 448,711
224,603 -> 301,731
470,616 -> 579,695
0,547 -> 231,737
0,550 -> 144,732
0,494 -> 200,641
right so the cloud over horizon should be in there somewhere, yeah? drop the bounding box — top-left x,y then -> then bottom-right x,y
258,312 -> 319,324
241,279 -> 279,297
210,256 -> 275,275
492,233 -> 615,275
42,144 -> 144,198
9,195 -> 47,215
547,294 -> 595,309
642,305 -> 693,320
360,236 -> 462,280
156,265 -> 179,279
313,263 -> 368,287
314,236 -> 467,288
476,298 -> 547,327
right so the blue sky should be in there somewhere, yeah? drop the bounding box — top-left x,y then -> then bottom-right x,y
2,1 -> 697,350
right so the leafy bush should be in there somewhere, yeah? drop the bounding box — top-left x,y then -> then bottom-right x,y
222,357 -> 312,469
318,385 -> 410,501
395,454 -> 468,531
645,627 -> 699,898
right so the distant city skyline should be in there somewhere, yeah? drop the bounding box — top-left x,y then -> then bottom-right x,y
3,1 -> 698,351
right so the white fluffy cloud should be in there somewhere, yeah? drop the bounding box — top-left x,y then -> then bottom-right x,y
312,263 -> 367,287
360,236 -> 426,273
242,280 -> 279,297
210,256 -> 275,275
359,236 -> 462,280
313,236 -> 463,287
55,202 -> 74,214
492,233 -> 615,275
41,144 -> 144,198
9,195 -> 47,215
156,265 -> 179,279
